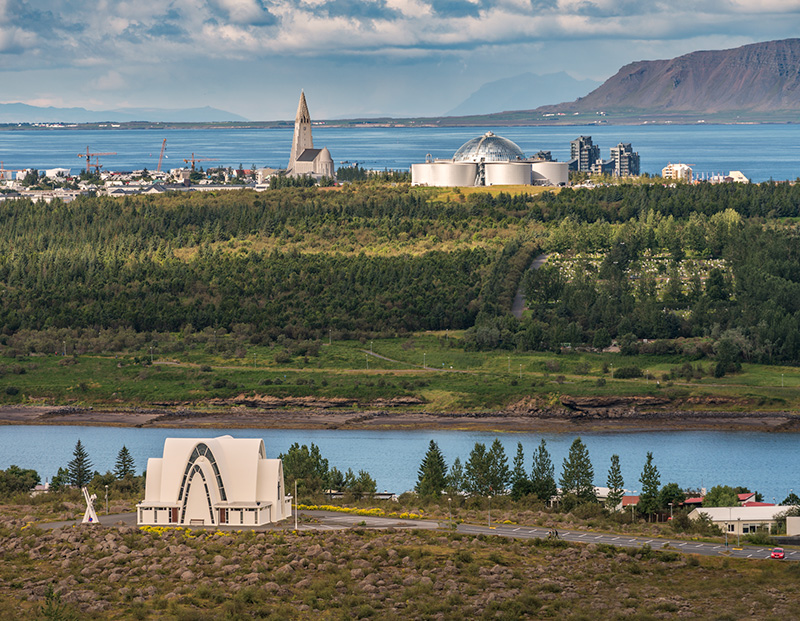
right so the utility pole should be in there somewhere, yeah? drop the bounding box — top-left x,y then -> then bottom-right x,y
294,480 -> 298,531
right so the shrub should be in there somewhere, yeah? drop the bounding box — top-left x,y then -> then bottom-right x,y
613,366 -> 643,379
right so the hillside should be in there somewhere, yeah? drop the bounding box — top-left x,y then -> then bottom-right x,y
542,38 -> 800,115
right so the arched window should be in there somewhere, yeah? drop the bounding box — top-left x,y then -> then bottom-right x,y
178,443 -> 227,502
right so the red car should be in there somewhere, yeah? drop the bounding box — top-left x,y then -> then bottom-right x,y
771,548 -> 785,560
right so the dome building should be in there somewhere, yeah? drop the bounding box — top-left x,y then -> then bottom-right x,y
411,132 -> 569,188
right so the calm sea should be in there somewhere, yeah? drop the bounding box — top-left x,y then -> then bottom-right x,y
1,425 -> 796,501
1,124 -> 799,182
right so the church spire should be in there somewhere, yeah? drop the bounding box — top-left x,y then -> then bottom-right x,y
288,90 -> 313,172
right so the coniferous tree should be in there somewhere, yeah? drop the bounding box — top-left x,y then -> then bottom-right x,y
606,454 -> 625,510
530,439 -> 557,502
67,439 -> 93,488
559,437 -> 595,504
446,457 -> 465,495
638,451 -> 661,517
487,438 -> 510,493
415,440 -> 448,498
114,445 -> 136,479
511,442 -> 527,488
464,442 -> 491,496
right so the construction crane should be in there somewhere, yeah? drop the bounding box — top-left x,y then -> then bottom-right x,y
183,153 -> 218,171
78,147 -> 117,173
0,162 -> 25,181
156,139 -> 167,172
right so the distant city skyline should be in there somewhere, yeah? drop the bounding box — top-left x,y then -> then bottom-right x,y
0,1 -> 798,120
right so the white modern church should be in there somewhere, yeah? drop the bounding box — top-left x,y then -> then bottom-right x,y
137,436 -> 292,527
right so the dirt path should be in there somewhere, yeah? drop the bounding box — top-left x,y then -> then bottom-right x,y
512,253 -> 548,319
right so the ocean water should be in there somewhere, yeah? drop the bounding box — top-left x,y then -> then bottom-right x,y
1,425 -> 797,501
1,124 -> 798,182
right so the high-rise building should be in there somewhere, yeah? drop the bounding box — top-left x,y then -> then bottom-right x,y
610,143 -> 640,177
570,136 -> 600,172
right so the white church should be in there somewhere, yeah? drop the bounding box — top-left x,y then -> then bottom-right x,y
137,436 -> 292,527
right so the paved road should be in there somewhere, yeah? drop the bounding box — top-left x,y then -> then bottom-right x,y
36,511 -> 795,561
456,521 -> 796,561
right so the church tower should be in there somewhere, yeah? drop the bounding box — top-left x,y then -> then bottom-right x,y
287,91 -> 313,173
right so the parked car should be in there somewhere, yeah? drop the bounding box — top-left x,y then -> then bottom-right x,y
771,547 -> 785,560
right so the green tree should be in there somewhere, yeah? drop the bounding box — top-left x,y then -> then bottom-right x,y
559,438 -> 595,504
464,442 -> 491,496
344,469 -> 376,500
50,467 -> 70,491
487,438 -> 510,494
605,454 -> 624,510
658,482 -> 685,513
279,443 -> 329,494
781,492 -> 800,506
703,485 -> 739,507
415,440 -> 448,498
446,457 -> 465,495
530,439 -> 557,502
510,442 -> 534,500
114,445 -> 136,479
638,451 -> 661,517
67,439 -> 94,488
0,465 -> 40,497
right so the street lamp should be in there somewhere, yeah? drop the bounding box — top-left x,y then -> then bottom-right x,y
519,364 -> 522,379
105,484 -> 109,515
294,479 -> 298,531
448,497 -> 452,526
668,502 -> 673,521
737,518 -> 741,547
488,495 -> 492,528
423,353 -> 426,368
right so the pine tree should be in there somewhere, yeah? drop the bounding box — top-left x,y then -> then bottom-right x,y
511,442 -> 527,488
446,457 -> 464,494
487,438 -> 510,493
606,454 -> 625,510
638,451 -> 661,517
114,445 -> 136,479
415,440 -> 448,498
464,442 -> 490,496
530,439 -> 557,502
67,439 -> 93,488
559,437 -> 595,504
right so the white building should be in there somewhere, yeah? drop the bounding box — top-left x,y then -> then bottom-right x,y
411,132 -> 569,188
137,435 -> 292,527
662,163 -> 693,182
688,505 -> 797,536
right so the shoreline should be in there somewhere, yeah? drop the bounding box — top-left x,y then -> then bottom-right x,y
1,405 -> 797,434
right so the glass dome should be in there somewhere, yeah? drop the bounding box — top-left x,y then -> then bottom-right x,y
453,132 -> 526,162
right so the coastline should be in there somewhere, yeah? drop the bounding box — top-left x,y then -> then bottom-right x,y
1,405 -> 797,433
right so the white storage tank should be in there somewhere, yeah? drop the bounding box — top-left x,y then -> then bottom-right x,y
485,162 -> 532,186
531,161 -> 569,186
432,162 -> 477,187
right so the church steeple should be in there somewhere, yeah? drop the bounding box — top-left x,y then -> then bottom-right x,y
288,90 -> 313,172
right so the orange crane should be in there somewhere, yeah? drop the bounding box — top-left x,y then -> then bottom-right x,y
78,147 -> 116,173
0,162 -> 25,181
156,139 -> 167,172
183,153 -> 218,171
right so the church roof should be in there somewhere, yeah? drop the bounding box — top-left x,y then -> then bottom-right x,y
297,148 -> 323,162
295,91 -> 310,124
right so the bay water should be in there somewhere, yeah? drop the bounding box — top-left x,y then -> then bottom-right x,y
1,425 -> 796,502
1,124 -> 799,182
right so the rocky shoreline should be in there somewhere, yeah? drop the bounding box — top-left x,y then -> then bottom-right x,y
0,400 -> 797,433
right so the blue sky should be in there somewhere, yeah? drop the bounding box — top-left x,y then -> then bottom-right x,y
1,0 -> 799,120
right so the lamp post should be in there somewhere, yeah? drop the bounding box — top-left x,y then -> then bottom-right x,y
668,502 -> 673,521
294,479 -> 298,531
62,340 -> 66,356
519,364 -> 522,379
105,484 -> 109,515
488,495 -> 492,528
423,353 -> 426,369
737,518 -> 741,547
448,497 -> 452,526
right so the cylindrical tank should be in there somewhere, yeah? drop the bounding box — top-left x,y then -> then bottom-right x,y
531,161 -> 569,186
484,162 -> 532,186
432,162 -> 477,187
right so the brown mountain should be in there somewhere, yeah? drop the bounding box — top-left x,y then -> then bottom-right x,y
553,38 -> 800,114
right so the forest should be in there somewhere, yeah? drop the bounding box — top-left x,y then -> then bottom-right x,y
1,181 -> 800,364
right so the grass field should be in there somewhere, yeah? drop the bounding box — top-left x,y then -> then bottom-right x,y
1,332 -> 798,412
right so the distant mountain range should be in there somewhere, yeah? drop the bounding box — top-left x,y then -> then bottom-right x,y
537,38 -> 800,117
0,104 -> 248,124
446,72 -> 601,117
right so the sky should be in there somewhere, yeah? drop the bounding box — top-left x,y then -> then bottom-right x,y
1,0 -> 799,120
